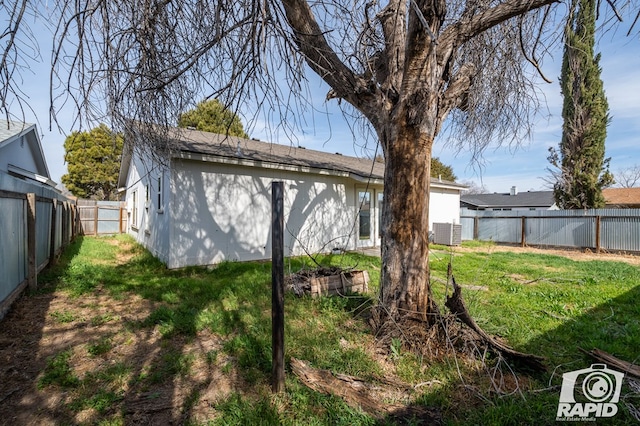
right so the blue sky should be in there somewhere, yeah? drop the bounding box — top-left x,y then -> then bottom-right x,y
17,16 -> 640,193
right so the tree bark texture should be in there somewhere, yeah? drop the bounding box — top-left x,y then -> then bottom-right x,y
379,125 -> 435,323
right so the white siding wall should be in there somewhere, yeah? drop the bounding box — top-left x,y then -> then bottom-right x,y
429,187 -> 462,228
124,152 -> 465,269
168,160 -> 358,268
125,153 -> 171,263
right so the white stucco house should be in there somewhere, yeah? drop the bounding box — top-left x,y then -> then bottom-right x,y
118,126 -> 467,269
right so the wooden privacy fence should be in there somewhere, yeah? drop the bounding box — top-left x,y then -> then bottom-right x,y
460,209 -> 640,253
77,200 -> 127,235
0,189 -> 77,319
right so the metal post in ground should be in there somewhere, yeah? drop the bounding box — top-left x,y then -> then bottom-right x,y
271,181 -> 285,393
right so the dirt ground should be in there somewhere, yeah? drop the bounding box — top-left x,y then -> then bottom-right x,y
0,240 -> 247,425
0,241 -> 638,425
455,243 -> 640,266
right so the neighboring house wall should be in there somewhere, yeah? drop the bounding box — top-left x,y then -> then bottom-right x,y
460,190 -> 557,212
463,206 -> 555,212
0,138 -> 40,173
0,121 -> 73,320
0,121 -> 49,178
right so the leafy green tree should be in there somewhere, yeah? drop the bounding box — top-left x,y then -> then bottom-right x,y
549,0 -> 613,209
61,124 -> 123,200
431,157 -> 456,181
178,99 -> 249,138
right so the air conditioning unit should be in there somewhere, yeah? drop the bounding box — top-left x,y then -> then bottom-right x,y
432,223 -> 462,246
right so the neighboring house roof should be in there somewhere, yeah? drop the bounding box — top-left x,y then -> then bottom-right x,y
461,190 -> 555,209
119,126 -> 467,192
0,119 -> 52,182
602,188 -> 640,207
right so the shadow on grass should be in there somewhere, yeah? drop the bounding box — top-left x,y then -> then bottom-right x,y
451,284 -> 640,426
4,236 -> 638,425
0,236 -> 84,425
105,246 -> 390,424
0,236 -> 386,424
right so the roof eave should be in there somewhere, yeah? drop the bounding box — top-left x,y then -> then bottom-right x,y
7,164 -> 56,187
176,150 -> 384,183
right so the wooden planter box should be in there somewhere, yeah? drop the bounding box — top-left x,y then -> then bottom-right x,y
309,270 -> 369,297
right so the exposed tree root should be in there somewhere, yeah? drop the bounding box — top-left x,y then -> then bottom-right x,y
373,258 -> 548,373
370,282 -> 545,371
290,358 -> 442,424
444,276 -> 546,371
580,348 -> 640,378
292,265 -> 546,419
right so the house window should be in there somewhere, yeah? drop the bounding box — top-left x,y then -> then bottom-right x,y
144,184 -> 150,232
377,193 -> 384,237
131,190 -> 138,229
157,173 -> 163,212
358,190 -> 371,240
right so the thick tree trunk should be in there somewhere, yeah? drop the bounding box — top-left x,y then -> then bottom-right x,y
378,125 -> 436,325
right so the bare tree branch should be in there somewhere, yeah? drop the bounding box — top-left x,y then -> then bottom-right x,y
0,0 -> 38,123
614,164 -> 640,188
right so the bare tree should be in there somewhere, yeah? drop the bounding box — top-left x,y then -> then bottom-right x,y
0,0 -> 40,122
2,0 -> 638,347
615,164 -> 640,188
460,180 -> 489,195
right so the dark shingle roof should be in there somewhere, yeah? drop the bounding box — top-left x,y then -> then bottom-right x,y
461,191 -> 554,208
170,128 -> 386,181
119,125 -> 467,190
0,120 -> 35,146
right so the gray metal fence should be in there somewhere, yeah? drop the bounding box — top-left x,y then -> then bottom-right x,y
0,194 -> 27,304
461,209 -> 640,253
0,187 -> 77,320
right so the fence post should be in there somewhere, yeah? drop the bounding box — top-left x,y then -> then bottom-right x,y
271,181 -> 285,393
595,215 -> 601,253
49,198 -> 57,264
27,193 -> 37,291
521,216 -> 526,247
473,216 -> 479,240
94,204 -> 99,236
62,202 -> 68,247
70,203 -> 76,241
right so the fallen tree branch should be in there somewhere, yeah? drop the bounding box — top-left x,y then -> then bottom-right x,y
445,273 -> 546,371
580,348 -> 640,379
290,358 -> 441,423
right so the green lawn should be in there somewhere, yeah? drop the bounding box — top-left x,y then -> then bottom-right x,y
29,236 -> 640,425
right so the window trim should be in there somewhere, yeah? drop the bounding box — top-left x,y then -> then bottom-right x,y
131,189 -> 139,230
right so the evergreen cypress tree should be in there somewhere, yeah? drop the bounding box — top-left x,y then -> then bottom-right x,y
549,0 -> 613,209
